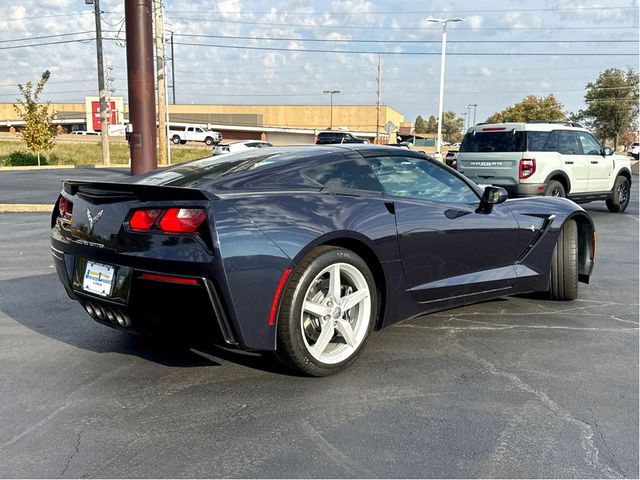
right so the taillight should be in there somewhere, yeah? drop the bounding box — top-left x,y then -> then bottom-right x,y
58,195 -> 73,220
129,209 -> 162,231
128,208 -> 206,234
159,208 -> 206,233
519,158 -> 536,179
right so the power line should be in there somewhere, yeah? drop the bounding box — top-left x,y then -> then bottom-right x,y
171,33 -> 638,44
0,38 -> 94,50
0,12 -> 92,23
170,40 -> 637,56
0,31 -> 95,44
166,16 -> 639,31
167,5 -> 636,15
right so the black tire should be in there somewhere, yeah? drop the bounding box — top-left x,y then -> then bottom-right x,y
180,140 -> 187,145
545,180 -> 566,198
275,246 -> 378,377
171,135 -> 181,144
549,219 -> 578,301
204,136 -> 214,146
606,175 -> 630,213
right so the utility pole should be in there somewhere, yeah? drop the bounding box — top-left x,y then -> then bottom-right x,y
170,32 -> 176,104
154,0 -> 168,166
92,0 -> 110,165
375,53 -> 381,145
125,0 -> 157,175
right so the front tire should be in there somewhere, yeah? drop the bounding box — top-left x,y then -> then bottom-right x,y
545,180 -> 566,198
549,219 -> 578,301
606,175 -> 630,213
275,246 -> 378,376
204,136 -> 214,146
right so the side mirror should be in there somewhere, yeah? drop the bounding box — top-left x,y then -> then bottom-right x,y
603,147 -> 614,156
477,186 -> 508,214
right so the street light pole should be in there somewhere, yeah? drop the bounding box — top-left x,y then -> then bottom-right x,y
323,90 -> 340,130
428,17 -> 463,160
469,103 -> 478,126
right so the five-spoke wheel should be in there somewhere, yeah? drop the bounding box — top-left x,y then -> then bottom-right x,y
274,246 -> 377,376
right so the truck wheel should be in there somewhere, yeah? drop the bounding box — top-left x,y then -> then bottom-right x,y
204,137 -> 214,146
545,180 -> 566,198
549,219 -> 578,301
171,135 -> 181,144
606,175 -> 630,213
180,140 -> 186,145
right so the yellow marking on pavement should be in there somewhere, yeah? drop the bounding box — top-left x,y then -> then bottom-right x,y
0,204 -> 54,213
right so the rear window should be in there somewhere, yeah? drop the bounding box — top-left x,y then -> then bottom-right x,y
134,150 -> 309,187
460,130 -> 525,152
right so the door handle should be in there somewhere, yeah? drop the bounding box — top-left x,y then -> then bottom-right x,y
590,161 -> 599,164
564,161 -> 574,164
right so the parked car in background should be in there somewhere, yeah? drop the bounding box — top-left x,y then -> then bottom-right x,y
627,142 -> 639,160
169,126 -> 222,146
315,131 -> 368,144
457,122 -> 632,212
71,130 -> 100,136
212,140 -> 273,156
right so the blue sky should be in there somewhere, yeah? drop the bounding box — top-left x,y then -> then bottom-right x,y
0,0 -> 638,126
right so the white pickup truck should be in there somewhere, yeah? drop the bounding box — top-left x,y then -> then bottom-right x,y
169,126 -> 222,146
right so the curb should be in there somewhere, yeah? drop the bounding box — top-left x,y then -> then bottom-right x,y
0,204 -> 53,213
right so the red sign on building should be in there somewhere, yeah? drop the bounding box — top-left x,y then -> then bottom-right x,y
91,101 -> 117,132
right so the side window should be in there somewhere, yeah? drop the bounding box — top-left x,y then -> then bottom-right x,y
367,156 -> 479,204
302,157 -> 383,192
577,132 -> 602,155
187,127 -> 194,133
526,131 -> 551,151
556,131 -> 581,155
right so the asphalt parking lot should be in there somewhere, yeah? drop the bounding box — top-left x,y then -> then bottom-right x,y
0,170 -> 637,478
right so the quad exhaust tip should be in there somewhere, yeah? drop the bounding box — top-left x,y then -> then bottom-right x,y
84,302 -> 131,328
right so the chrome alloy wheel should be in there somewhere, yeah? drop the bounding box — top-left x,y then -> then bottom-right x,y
300,262 -> 372,364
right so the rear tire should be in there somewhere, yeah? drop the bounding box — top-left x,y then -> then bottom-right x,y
545,180 -> 566,198
606,175 -> 630,213
275,246 -> 378,377
171,135 -> 181,144
549,219 -> 578,301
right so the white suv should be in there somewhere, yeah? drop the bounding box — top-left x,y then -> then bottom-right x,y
457,122 -> 632,212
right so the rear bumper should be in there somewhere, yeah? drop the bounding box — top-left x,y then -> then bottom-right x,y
51,247 -> 238,345
503,183 -> 547,197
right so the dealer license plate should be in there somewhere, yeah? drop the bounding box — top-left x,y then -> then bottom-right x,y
83,261 -> 115,297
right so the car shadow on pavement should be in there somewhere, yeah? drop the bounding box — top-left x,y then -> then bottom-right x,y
0,272 -> 293,375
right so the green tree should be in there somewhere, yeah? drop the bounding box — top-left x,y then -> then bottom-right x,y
426,115 -> 437,133
442,111 -> 465,143
13,70 -> 57,166
414,115 -> 427,133
582,68 -> 639,148
486,94 -> 566,123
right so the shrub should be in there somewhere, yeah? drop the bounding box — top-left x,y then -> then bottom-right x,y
5,151 -> 48,166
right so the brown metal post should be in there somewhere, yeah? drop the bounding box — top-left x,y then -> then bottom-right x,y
125,0 -> 157,175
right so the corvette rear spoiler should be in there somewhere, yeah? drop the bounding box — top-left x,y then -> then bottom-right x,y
62,180 -> 214,203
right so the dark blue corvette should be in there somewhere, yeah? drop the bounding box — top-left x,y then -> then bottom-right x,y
51,145 -> 596,376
